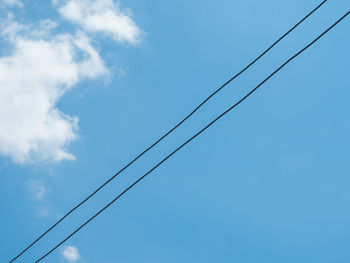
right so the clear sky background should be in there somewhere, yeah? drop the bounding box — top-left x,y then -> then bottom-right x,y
1,0 -> 350,262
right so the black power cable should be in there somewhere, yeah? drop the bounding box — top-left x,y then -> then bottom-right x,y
9,1 -> 329,262
33,10 -> 350,263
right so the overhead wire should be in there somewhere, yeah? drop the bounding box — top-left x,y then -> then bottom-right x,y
8,1 -> 329,262
33,9 -> 350,263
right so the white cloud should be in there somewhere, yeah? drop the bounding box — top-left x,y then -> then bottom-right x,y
0,21 -> 107,163
58,0 -> 142,44
62,246 -> 80,262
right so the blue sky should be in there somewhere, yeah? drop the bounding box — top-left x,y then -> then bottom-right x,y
1,0 -> 350,262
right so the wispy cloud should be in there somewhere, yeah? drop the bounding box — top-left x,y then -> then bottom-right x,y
58,0 -> 143,44
2,0 -> 23,8
27,179 -> 49,200
27,179 -> 51,218
38,207 -> 50,218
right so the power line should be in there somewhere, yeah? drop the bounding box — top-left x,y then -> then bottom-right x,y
9,1 -> 328,262
33,10 -> 350,263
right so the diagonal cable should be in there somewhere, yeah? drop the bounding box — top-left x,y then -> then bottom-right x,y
9,1 -> 328,262
33,9 -> 350,263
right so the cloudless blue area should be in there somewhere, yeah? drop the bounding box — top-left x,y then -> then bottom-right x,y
1,0 -> 350,262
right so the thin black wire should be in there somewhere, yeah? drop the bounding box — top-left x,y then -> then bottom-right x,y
34,10 -> 350,263
9,1 -> 328,262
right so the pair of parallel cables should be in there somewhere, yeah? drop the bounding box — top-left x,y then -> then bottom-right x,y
10,1 -> 350,262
